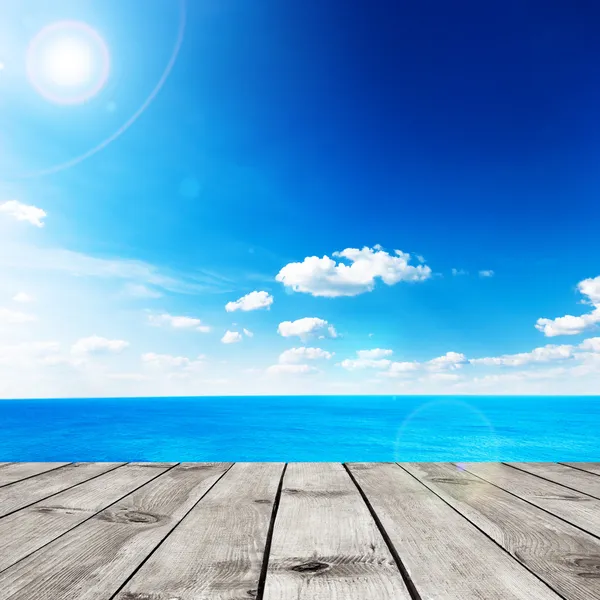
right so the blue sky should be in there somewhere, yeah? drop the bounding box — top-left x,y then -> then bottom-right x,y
0,0 -> 599,397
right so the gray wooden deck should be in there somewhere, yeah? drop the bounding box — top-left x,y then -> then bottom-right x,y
0,462 -> 599,598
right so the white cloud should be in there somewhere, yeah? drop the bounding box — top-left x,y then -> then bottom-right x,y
535,310 -> 600,337
579,276 -> 600,305
426,351 -> 468,370
148,313 -> 211,333
277,317 -> 337,340
243,328 -> 253,338
479,270 -> 495,278
452,268 -> 468,276
0,200 -> 47,228
580,337 -> 600,353
470,344 -> 575,367
275,245 -> 432,297
0,307 -> 37,324
279,347 -> 333,364
356,348 -> 393,359
221,330 -> 242,344
535,276 -> 600,337
339,358 -> 392,370
225,290 -> 273,312
12,292 -> 34,303
383,361 -> 420,377
71,335 -> 129,356
266,363 -> 318,376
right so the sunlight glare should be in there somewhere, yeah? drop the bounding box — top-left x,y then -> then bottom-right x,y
43,37 -> 93,87
26,21 -> 110,105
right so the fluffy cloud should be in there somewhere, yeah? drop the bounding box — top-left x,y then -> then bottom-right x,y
266,363 -> 318,376
12,292 -> 34,303
148,313 -> 211,333
0,307 -> 37,324
579,276 -> 600,305
471,344 -> 575,367
580,337 -> 600,353
356,348 -> 393,359
275,245 -> 431,297
279,347 -> 333,364
277,317 -> 337,340
535,276 -> 600,337
386,361 -> 420,376
71,336 -> 129,356
339,355 -> 392,370
479,270 -> 495,278
221,330 -> 242,344
225,291 -> 273,312
243,328 -> 253,338
426,351 -> 468,370
535,310 -> 600,337
0,200 -> 47,228
452,268 -> 468,276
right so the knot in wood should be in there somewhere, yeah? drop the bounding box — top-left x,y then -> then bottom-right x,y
571,555 -> 600,578
99,509 -> 161,524
291,561 -> 330,573
431,477 -> 471,485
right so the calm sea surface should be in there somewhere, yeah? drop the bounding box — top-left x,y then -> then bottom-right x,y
0,395 -> 598,462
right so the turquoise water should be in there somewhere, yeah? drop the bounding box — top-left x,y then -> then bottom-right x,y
0,395 -> 598,462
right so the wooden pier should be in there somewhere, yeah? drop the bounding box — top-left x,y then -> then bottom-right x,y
1,461 -> 600,598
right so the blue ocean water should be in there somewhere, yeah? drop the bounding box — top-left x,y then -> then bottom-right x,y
0,395 -> 598,462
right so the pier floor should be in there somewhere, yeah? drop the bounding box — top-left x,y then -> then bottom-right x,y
1,461 -> 600,599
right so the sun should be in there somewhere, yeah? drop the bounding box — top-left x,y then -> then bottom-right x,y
43,37 -> 94,87
26,21 -> 110,105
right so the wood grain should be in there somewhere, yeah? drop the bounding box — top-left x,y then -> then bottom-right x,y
508,462 -> 600,498
561,463 -> 600,477
0,462 -> 123,518
462,462 -> 600,538
115,462 -> 283,600
348,462 -> 563,600
263,462 -> 412,600
0,463 -> 173,573
0,463 -> 70,487
0,463 -> 231,600
404,462 -> 600,600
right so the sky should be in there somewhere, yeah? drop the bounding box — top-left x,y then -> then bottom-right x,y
0,0 -> 599,397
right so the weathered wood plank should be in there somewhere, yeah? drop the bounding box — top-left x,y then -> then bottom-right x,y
462,462 -> 600,538
262,462 -> 412,600
114,462 -> 283,600
561,463 -> 600,477
348,462 -> 562,600
0,463 -> 70,487
508,462 -> 600,498
0,463 -> 231,600
0,463 -> 174,573
0,462 -> 123,518
404,462 -> 600,600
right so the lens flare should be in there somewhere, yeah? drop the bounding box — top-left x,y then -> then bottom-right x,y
394,399 -> 501,462
26,21 -> 110,105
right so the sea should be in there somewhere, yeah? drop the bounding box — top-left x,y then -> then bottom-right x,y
0,395 -> 598,462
